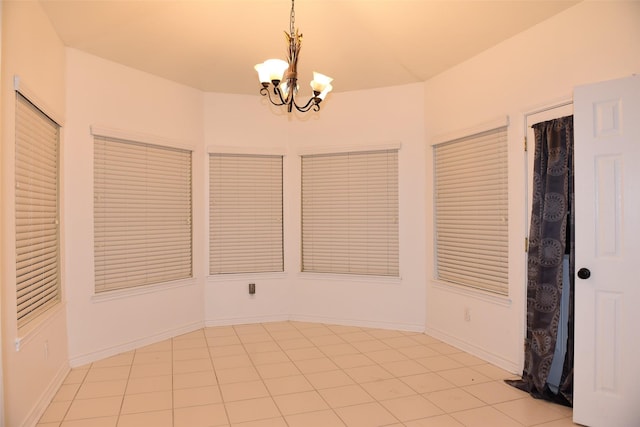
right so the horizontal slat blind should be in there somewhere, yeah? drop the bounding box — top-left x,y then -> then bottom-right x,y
434,127 -> 509,295
15,93 -> 61,328
209,154 -> 283,274
302,149 -> 399,276
94,136 -> 192,293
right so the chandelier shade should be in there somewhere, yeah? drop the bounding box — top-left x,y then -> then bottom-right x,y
310,72 -> 333,93
255,0 -> 333,113
254,59 -> 289,84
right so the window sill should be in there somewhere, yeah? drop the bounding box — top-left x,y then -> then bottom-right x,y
430,280 -> 512,307
91,277 -> 198,303
207,272 -> 288,282
299,272 -> 402,284
16,302 -> 66,352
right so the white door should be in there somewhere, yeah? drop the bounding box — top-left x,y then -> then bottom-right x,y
574,74 -> 640,427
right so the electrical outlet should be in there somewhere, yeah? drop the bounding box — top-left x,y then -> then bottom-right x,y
464,307 -> 471,322
249,283 -> 256,294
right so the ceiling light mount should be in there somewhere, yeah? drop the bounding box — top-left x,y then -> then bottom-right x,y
255,0 -> 333,113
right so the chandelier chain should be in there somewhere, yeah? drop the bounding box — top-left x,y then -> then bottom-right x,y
290,0 -> 296,36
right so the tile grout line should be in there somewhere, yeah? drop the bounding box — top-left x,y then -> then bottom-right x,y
215,325 -> 240,427
115,348 -> 135,426
61,361 -> 91,425
170,335 -> 175,427
262,322 -> 300,427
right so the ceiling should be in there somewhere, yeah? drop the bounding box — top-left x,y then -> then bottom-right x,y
38,0 -> 580,95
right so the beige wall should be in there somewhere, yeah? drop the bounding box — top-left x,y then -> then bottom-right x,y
203,84 -> 427,330
1,2 -> 68,426
63,48 -> 206,366
2,1 -> 639,425
423,0 -> 640,371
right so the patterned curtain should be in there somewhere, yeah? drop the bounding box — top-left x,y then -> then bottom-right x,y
507,116 -> 574,406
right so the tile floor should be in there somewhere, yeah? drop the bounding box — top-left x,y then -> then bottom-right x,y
37,321 -> 581,427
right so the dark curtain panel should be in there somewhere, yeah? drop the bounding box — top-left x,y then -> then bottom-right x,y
507,116 -> 575,406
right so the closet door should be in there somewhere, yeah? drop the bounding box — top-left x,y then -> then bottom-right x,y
573,74 -> 640,427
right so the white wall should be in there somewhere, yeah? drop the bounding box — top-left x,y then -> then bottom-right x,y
62,0 -> 640,375
204,84 -> 428,331
287,86 -> 427,331
63,41 -> 425,366
1,2 -> 69,426
64,49 -> 206,366
203,93 -> 293,325
3,2 -> 638,423
423,0 -> 640,372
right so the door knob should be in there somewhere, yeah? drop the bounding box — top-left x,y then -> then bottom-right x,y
577,268 -> 591,280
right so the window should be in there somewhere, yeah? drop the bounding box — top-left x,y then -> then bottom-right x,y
301,149 -> 399,276
94,135 -> 193,293
434,125 -> 508,295
15,93 -> 61,328
209,153 -> 283,274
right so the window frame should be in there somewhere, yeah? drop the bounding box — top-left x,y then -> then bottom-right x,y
14,91 -> 62,329
433,120 -> 509,296
92,129 -> 194,294
208,152 -> 284,275
300,146 -> 400,277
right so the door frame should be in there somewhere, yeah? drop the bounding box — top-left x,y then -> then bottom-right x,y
519,99 -> 573,372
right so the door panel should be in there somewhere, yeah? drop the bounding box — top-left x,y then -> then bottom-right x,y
574,74 -> 640,426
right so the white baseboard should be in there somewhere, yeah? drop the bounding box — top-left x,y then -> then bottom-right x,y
69,321 -> 205,367
289,313 -> 425,333
204,314 -> 290,327
21,362 -> 70,427
425,325 -> 520,373
204,314 -> 425,333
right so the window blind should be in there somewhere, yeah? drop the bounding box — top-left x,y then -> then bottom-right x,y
15,93 -> 61,328
301,149 -> 399,276
209,153 -> 283,274
434,126 -> 509,295
94,136 -> 193,293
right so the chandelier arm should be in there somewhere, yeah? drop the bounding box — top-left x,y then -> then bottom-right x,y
259,85 -> 289,107
273,85 -> 289,106
296,102 -> 319,113
292,96 -> 321,113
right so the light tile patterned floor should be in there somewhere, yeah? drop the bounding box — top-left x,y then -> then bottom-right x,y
37,322 -> 581,427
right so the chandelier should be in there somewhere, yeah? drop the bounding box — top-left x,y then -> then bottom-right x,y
254,0 -> 333,113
